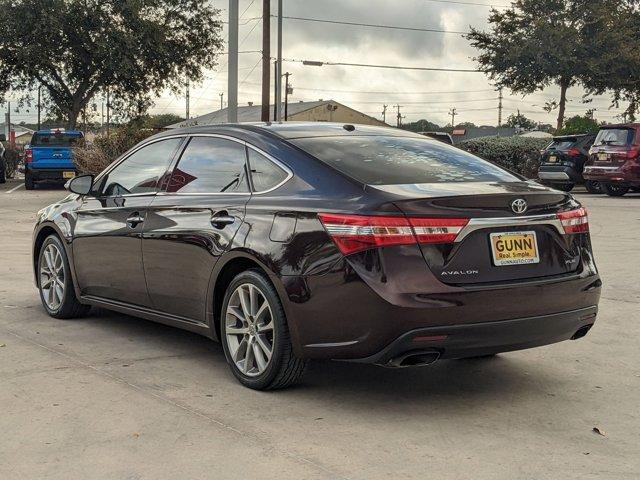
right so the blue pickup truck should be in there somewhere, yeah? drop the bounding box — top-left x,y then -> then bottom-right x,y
24,129 -> 83,190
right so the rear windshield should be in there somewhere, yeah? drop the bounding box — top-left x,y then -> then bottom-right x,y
31,132 -> 83,147
593,128 -> 634,147
291,135 -> 518,185
548,139 -> 576,150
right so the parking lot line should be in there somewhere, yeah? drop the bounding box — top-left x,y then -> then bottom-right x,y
6,183 -> 24,193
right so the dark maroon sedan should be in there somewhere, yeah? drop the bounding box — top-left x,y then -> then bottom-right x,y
32,123 -> 600,389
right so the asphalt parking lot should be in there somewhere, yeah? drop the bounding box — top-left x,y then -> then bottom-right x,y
1,178 -> 639,480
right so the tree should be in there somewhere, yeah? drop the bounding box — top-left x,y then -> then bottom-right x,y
467,0 -> 594,131
134,114 -> 185,130
400,119 -> 442,133
0,0 -> 222,129
557,113 -> 601,135
505,113 -> 536,130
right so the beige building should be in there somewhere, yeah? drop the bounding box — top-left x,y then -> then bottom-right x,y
167,100 -> 387,129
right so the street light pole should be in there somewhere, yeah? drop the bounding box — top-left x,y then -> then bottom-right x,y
227,0 -> 239,123
37,86 -> 42,131
261,0 -> 270,122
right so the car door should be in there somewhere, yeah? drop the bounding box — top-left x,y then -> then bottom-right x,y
72,137 -> 184,306
142,135 -> 251,322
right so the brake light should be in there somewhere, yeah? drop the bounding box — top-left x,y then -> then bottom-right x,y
557,208 -> 589,234
25,148 -> 33,163
624,147 -> 639,159
567,147 -> 580,157
318,213 -> 469,255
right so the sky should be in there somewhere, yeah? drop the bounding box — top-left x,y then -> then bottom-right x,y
6,0 -> 632,128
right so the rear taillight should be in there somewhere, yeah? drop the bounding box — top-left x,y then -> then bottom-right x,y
557,207 -> 589,234
567,147 -> 580,157
25,148 -> 33,163
318,213 -> 469,255
624,147 -> 639,160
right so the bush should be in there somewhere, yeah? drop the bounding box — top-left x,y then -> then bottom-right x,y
74,125 -> 155,175
458,136 -> 550,178
3,144 -> 22,178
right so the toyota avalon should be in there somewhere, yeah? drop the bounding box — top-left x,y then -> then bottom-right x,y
32,123 -> 601,389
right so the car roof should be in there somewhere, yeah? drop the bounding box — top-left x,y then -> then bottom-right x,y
598,123 -> 640,130
161,122 -> 426,140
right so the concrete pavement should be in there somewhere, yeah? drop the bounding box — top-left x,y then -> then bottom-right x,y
1,177 -> 639,479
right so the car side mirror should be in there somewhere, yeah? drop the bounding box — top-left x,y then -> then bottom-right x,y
66,174 -> 94,195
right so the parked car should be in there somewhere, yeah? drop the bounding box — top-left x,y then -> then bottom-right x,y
583,123 -> 640,196
32,123 -> 600,390
0,136 -> 6,184
24,128 -> 83,190
537,133 -> 600,193
418,131 -> 454,145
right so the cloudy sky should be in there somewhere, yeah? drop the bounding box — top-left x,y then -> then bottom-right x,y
7,0 -> 631,127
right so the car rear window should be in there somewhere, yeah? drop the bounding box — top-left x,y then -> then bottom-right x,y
548,139 -> 576,150
31,132 -> 82,147
290,135 -> 518,185
594,128 -> 634,147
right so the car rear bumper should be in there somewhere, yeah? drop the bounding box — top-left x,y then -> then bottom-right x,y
349,306 -> 597,366
538,165 -> 581,183
26,167 -> 77,181
583,165 -> 639,184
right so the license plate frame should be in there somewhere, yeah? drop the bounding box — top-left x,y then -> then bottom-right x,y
490,231 -> 540,266
62,171 -> 76,179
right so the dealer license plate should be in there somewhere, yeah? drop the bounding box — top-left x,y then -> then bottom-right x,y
548,155 -> 557,163
597,153 -> 609,162
63,171 -> 75,179
490,231 -> 540,266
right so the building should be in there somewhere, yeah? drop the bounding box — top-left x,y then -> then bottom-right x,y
166,100 -> 387,129
0,123 -> 34,146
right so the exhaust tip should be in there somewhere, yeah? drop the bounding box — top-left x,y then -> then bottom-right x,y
571,324 -> 593,340
386,350 -> 440,368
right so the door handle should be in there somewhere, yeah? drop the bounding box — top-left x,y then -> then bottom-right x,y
126,212 -> 145,228
210,214 -> 235,229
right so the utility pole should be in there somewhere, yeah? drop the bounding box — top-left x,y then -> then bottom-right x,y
219,92 -> 224,110
227,0 -> 239,122
275,0 -> 283,121
382,104 -> 388,124
4,102 -> 10,143
37,86 -> 42,131
101,102 -> 104,128
106,87 -> 110,136
394,105 -> 404,127
185,78 -> 190,120
498,87 -> 503,127
261,0 -> 271,121
283,72 -> 291,121
449,107 -> 457,127
273,60 -> 278,120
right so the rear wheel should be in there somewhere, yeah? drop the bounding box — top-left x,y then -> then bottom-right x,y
220,269 -> 306,390
0,164 -> 6,184
602,183 -> 629,197
552,183 -> 574,192
25,171 -> 35,190
37,235 -> 90,319
584,180 -> 602,194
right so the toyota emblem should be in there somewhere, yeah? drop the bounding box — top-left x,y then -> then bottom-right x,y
511,198 -> 528,214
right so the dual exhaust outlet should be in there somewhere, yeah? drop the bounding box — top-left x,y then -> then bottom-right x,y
386,350 -> 441,368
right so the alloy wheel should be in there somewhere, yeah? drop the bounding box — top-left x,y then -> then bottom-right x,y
40,243 -> 65,311
225,283 -> 274,377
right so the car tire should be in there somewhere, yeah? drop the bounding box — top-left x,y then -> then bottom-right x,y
220,269 -> 306,390
553,183 -> 574,192
37,235 -> 90,319
602,183 -> 629,197
584,180 -> 602,194
0,165 -> 5,184
25,172 -> 35,190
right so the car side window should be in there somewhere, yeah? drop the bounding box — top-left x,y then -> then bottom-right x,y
166,137 -> 250,194
97,138 -> 182,196
247,148 -> 289,192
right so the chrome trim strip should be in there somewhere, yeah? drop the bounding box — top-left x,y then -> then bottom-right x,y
455,214 -> 564,242
538,171 -> 570,180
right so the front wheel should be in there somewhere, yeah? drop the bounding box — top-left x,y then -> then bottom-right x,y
552,183 -> 574,192
37,235 -> 90,319
25,171 -> 35,190
220,269 -> 306,390
584,180 -> 602,194
602,183 -> 629,197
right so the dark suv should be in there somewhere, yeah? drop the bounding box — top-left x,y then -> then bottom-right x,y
537,134 -> 599,193
583,123 -> 640,196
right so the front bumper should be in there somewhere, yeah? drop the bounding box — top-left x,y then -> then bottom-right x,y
350,306 -> 597,365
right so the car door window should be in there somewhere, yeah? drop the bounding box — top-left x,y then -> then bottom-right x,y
247,148 -> 289,192
167,137 -> 250,193
96,138 -> 182,196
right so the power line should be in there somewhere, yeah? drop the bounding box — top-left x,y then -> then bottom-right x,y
424,0 -> 511,8
286,58 -> 480,73
275,15 -> 467,35
353,97 -> 498,105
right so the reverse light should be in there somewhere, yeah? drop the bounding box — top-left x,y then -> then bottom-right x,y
318,213 -> 469,255
24,148 -> 33,163
557,207 -> 589,234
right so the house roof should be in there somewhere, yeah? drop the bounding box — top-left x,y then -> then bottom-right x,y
166,100 -> 383,129
0,123 -> 34,134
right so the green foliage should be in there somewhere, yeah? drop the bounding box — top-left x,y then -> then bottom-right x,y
557,114 -> 601,135
505,113 -> 536,130
74,126 -> 154,175
458,136 -> 549,178
2,144 -> 22,178
400,119 -> 442,133
133,114 -> 185,130
0,0 -> 223,128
